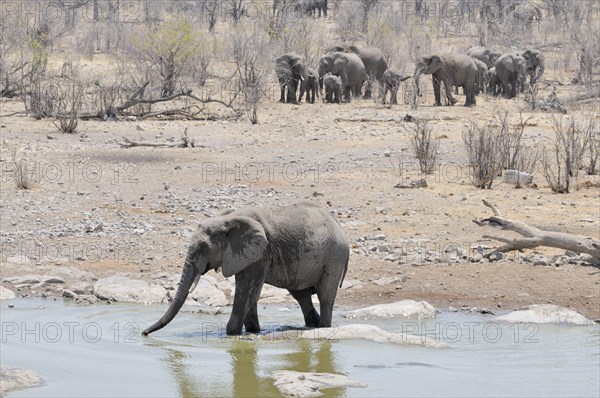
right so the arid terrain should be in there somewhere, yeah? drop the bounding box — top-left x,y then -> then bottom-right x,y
1,89 -> 599,319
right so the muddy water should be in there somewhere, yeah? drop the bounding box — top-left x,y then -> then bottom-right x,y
1,299 -> 598,397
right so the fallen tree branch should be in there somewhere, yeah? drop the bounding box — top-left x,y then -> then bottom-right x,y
473,199 -> 600,261
119,128 -> 195,149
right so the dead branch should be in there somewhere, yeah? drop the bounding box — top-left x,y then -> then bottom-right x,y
119,128 -> 195,149
473,200 -> 600,260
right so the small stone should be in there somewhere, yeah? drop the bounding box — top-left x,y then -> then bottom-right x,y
488,252 -> 504,262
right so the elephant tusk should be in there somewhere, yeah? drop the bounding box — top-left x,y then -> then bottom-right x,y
189,272 -> 201,294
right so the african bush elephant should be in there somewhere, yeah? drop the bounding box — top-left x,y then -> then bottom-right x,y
472,58 -> 489,95
466,46 -> 501,69
325,44 -> 388,99
302,67 -> 319,104
494,53 -> 527,98
142,202 -> 349,336
318,51 -> 367,102
487,67 -> 501,96
382,69 -> 411,104
414,53 -> 478,106
276,52 -> 307,104
515,48 -> 545,86
323,73 -> 342,103
507,3 -> 542,24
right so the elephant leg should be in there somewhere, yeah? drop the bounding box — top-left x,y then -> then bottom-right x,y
279,84 -> 286,103
432,77 -> 442,106
443,81 -> 457,105
289,288 -> 320,327
244,303 -> 260,334
316,278 -> 340,328
227,264 -> 266,335
363,80 -> 372,99
391,86 -> 398,104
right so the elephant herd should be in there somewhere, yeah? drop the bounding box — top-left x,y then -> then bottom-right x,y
276,45 -> 544,107
276,45 -> 409,105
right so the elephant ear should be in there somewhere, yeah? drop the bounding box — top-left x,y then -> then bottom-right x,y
221,216 -> 268,277
501,56 -> 516,73
332,56 -> 348,75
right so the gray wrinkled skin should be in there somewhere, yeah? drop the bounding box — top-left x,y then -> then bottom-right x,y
143,201 -> 349,336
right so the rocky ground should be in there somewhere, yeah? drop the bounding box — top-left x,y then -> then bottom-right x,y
1,92 -> 599,320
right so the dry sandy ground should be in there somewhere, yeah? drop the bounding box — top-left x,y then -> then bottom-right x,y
1,91 -> 599,320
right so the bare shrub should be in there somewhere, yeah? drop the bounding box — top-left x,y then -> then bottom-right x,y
408,119 -> 439,174
11,148 -> 37,190
463,121 -> 503,189
130,17 -> 206,97
52,79 -> 86,133
541,115 -> 594,193
495,112 -> 539,187
588,125 -> 600,175
227,25 -> 271,124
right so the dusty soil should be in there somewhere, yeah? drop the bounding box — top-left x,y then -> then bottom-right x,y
1,92 -> 599,319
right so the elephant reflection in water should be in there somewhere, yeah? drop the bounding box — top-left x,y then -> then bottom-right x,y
162,341 -> 341,397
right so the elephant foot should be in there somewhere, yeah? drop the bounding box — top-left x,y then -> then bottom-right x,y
464,102 -> 476,107
448,98 -> 458,106
434,102 -> 442,106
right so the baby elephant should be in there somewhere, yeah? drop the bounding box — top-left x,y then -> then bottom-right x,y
303,67 -> 319,104
323,73 -> 342,103
382,69 -> 411,104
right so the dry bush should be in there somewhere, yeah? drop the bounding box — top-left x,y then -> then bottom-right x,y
542,115 -> 595,193
495,112 -> 539,187
226,24 -> 272,124
588,126 -> 600,175
52,79 -> 86,134
463,120 -> 503,189
408,119 -> 439,174
129,17 -> 207,97
11,148 -> 37,190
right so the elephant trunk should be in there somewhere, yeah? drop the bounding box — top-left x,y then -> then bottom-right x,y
142,254 -> 198,336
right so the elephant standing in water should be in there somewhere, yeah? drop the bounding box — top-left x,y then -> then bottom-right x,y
414,53 -> 478,106
143,202 -> 349,336
276,52 -> 307,104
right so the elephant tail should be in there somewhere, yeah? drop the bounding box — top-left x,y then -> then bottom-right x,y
339,252 -> 349,288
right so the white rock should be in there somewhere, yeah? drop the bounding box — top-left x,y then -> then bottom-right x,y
344,300 -> 436,320
494,304 -> 595,325
272,370 -> 366,397
3,275 -> 41,285
189,278 -> 229,306
93,276 -> 168,304
0,286 -> 16,300
265,324 -> 446,348
502,170 -> 534,185
340,279 -> 365,290
0,366 -> 42,395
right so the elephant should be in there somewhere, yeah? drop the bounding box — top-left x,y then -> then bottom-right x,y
466,46 -> 502,69
487,67 -> 501,96
515,48 -> 545,86
414,53 -> 478,106
507,3 -> 542,24
471,58 -> 489,95
276,52 -> 307,104
142,201 -> 349,336
318,51 -> 367,102
302,67 -> 319,104
323,73 -> 342,103
381,69 -> 411,104
494,53 -> 527,98
325,44 -> 388,99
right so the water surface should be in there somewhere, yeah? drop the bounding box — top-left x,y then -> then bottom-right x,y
2,299 -> 598,397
